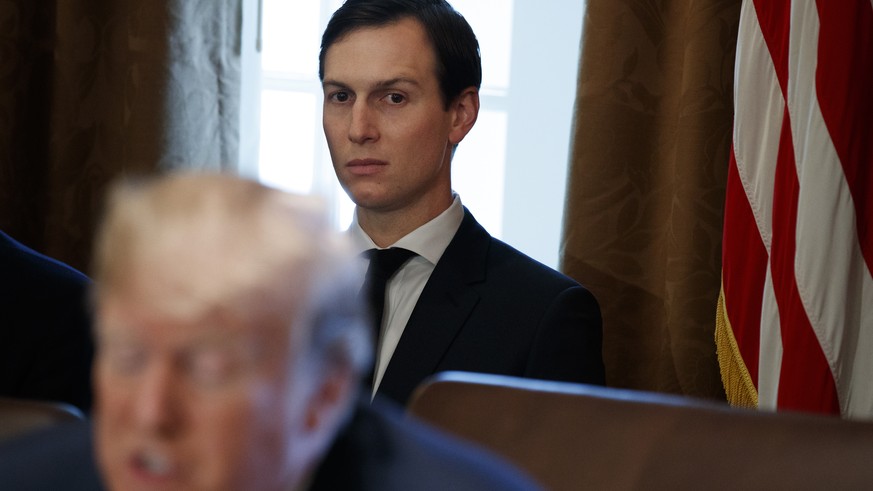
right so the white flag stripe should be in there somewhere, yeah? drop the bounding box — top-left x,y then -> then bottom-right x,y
787,0 -> 873,417
757,267 -> 783,411
733,0 -> 781,256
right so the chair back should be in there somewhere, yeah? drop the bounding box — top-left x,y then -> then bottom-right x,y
0,397 -> 85,442
407,371 -> 873,491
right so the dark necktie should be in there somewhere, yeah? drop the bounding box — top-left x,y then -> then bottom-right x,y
362,247 -> 416,340
361,247 -> 416,383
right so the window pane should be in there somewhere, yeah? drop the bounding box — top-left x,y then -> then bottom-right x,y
335,180 -> 356,230
449,0 -> 513,90
319,141 -> 357,229
261,0 -> 320,74
452,109 -> 507,237
258,90 -> 316,194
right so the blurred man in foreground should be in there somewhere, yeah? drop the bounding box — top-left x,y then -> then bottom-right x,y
0,173 -> 539,491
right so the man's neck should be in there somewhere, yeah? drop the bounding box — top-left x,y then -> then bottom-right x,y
357,195 -> 454,248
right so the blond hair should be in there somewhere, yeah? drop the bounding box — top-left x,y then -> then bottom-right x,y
92,172 -> 371,374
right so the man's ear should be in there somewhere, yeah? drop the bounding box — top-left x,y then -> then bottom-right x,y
448,87 -> 480,145
303,362 -> 356,434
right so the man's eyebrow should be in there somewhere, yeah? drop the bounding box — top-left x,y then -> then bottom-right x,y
373,77 -> 421,90
322,79 -> 350,90
322,77 -> 421,91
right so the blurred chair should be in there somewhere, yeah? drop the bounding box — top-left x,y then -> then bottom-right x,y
0,397 -> 85,443
407,371 -> 873,491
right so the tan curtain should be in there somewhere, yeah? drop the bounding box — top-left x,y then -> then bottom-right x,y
561,0 -> 741,399
0,0 -> 241,272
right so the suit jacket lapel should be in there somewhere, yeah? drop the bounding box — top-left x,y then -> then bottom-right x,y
378,209 -> 489,403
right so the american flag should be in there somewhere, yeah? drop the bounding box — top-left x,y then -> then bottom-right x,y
716,0 -> 873,418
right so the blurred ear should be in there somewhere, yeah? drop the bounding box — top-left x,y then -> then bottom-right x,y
448,87 -> 479,145
303,362 -> 356,435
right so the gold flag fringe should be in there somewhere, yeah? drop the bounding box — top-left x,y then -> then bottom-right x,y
715,282 -> 758,409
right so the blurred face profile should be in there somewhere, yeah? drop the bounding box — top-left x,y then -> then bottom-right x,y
94,266 -> 308,491
95,225 -> 320,491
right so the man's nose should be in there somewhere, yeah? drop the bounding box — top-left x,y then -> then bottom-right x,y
348,101 -> 378,144
133,361 -> 181,436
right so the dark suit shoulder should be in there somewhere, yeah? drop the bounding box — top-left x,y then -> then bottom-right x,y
488,233 -> 579,288
312,397 -> 542,491
447,210 -> 580,287
0,231 -> 95,413
432,210 -> 605,384
445,209 -> 593,304
0,231 -> 90,293
0,230 -> 91,325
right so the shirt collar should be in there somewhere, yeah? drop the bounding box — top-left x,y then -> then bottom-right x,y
348,194 -> 464,265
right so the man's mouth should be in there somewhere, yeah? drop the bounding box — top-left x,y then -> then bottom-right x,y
132,448 -> 176,479
346,159 -> 387,175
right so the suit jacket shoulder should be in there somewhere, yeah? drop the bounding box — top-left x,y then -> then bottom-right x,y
0,231 -> 95,413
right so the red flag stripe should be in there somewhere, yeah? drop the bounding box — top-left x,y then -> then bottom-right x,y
814,1 -> 873,273
751,0 -> 791,94
721,149 -> 768,385
769,104 -> 839,413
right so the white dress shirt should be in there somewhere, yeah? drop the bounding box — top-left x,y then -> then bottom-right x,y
349,194 -> 465,395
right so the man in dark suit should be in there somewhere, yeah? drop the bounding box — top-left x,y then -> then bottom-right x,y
6,173 -> 536,491
0,230 -> 93,413
319,0 -> 605,405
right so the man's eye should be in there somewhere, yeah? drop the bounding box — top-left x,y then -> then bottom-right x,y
187,351 -> 239,388
331,91 -> 350,103
104,344 -> 147,375
385,93 -> 405,104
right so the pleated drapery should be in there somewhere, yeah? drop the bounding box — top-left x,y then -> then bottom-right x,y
562,0 -> 741,399
0,0 -> 242,272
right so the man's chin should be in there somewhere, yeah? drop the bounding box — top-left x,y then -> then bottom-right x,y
346,190 -> 392,212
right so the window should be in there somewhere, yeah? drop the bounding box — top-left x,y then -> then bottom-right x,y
240,0 -> 585,269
